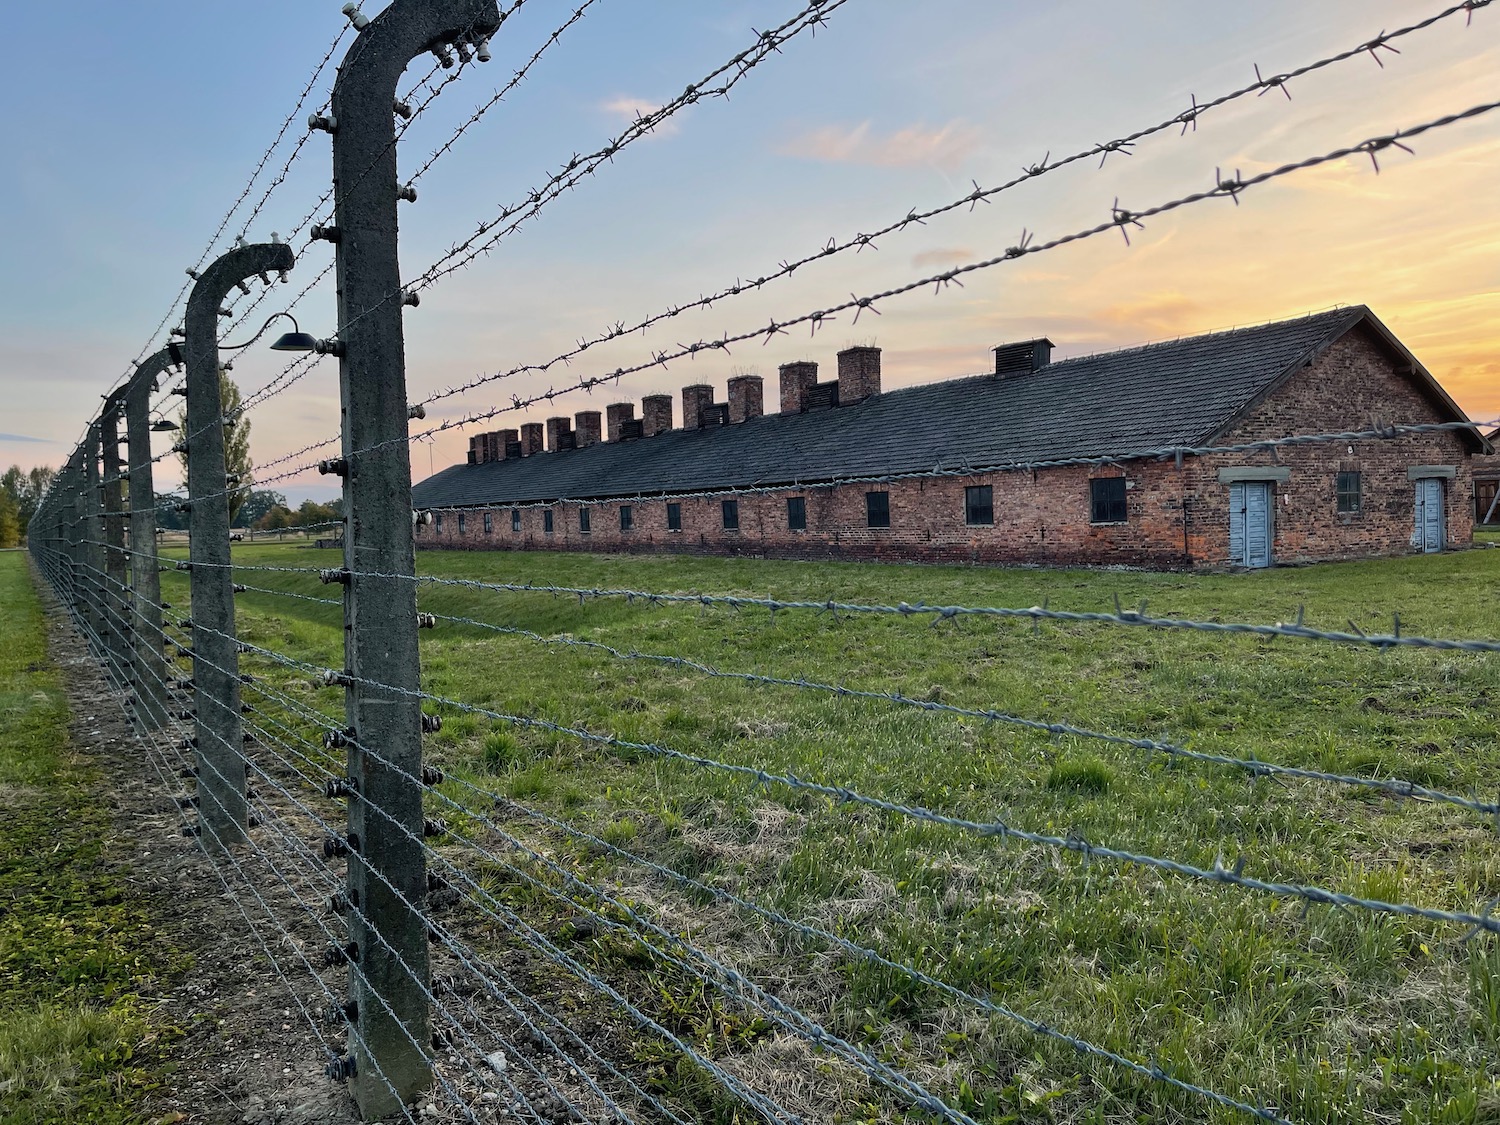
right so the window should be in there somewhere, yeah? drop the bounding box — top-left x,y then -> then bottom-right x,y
1336,471 -> 1362,514
787,496 -> 807,531
620,505 -> 634,531
511,508 -> 521,533
543,509 -> 554,534
722,499 -> 739,530
483,512 -> 493,535
457,513 -> 466,535
964,485 -> 993,526
667,503 -> 682,531
579,508 -> 591,533
1478,479 -> 1500,525
865,491 -> 890,528
1090,477 -> 1127,524
434,512 -> 443,531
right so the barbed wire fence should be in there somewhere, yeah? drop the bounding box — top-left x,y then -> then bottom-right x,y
20,0 -> 1500,1121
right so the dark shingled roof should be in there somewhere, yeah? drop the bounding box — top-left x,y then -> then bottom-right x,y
412,306 -> 1474,508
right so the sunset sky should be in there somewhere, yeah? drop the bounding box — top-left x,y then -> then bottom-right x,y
1,0 -> 1497,501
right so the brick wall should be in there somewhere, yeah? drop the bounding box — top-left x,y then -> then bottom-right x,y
417,324 -> 1479,569
1186,326 -> 1476,564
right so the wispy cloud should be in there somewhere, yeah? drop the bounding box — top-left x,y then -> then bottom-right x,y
778,120 -> 981,170
911,247 -> 975,269
0,433 -> 50,444
599,96 -> 681,137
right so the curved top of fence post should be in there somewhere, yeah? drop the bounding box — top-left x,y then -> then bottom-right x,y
333,0 -> 501,108
122,347 -> 177,410
184,243 -> 297,384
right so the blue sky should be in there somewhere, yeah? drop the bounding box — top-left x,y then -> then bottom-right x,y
2,0 -> 1498,502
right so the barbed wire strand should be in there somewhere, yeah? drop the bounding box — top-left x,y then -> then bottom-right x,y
174,618 -> 1500,940
411,0 -> 1497,414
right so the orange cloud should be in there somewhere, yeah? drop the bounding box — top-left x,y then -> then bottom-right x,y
779,120 -> 981,170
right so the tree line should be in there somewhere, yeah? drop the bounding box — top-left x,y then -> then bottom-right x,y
1,377 -> 341,548
0,466 -> 57,548
1,470 -> 341,547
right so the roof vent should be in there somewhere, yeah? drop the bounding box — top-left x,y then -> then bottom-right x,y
993,338 -> 1054,378
805,381 -> 839,411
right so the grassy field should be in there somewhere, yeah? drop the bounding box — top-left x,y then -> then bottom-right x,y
164,543 -> 1500,1124
0,552 -> 181,1124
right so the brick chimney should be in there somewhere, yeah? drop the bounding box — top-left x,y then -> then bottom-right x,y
467,436 -> 479,465
545,416 -> 575,452
519,422 -> 544,456
606,402 -> 636,443
727,375 -> 764,424
837,346 -> 881,404
682,385 -> 715,430
993,338 -> 1054,378
497,428 -> 520,459
575,410 -> 602,448
642,394 -> 674,437
779,361 -> 817,415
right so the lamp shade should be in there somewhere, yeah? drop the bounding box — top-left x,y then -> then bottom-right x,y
270,330 -> 319,353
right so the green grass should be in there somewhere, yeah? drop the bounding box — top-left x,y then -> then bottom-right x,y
0,553 -> 181,1124
174,542 -> 1500,1123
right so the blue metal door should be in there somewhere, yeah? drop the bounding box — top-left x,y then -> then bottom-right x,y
1229,482 -> 1272,568
1414,478 -> 1445,553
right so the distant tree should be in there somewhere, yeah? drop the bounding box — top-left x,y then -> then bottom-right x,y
0,489 -> 19,548
235,489 -> 288,529
256,505 -> 293,532
153,491 -> 189,531
295,499 -> 338,529
176,372 -> 252,524
1,464 -> 56,534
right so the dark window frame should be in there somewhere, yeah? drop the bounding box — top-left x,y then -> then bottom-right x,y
483,511 -> 493,535
666,502 -> 682,532
722,499 -> 740,531
1090,477 -> 1128,524
866,491 -> 891,529
964,485 -> 994,526
434,512 -> 443,531
543,509 -> 554,535
457,513 -> 466,535
579,507 -> 592,534
511,508 -> 521,533
1336,471 -> 1362,514
787,496 -> 807,531
1478,479 -> 1500,525
620,505 -> 634,531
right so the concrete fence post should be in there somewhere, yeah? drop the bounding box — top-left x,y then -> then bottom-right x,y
82,425 -> 108,655
64,454 -> 85,625
101,399 -> 132,681
327,0 -> 500,1114
184,241 -> 297,851
125,349 -> 177,728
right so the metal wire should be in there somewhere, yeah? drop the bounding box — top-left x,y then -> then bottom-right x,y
412,0 -> 1496,414
414,603 -> 1500,820
398,102 -> 1500,451
183,619 -> 1500,939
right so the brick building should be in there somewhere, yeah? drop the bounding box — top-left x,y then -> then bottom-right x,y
412,307 -> 1490,569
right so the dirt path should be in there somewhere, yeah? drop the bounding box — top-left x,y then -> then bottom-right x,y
38,579 -> 361,1125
